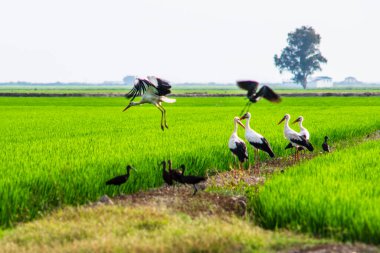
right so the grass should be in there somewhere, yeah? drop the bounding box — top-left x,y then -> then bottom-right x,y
249,139 -> 380,244
0,204 -> 324,253
0,96 -> 379,227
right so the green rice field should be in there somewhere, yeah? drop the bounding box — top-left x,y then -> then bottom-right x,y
249,139 -> 380,243
1,96 -> 379,228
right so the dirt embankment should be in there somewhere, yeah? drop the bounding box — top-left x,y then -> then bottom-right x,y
0,92 -> 380,97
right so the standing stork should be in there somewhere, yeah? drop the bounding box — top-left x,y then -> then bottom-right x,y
123,76 -> 176,130
240,112 -> 275,174
278,114 -> 314,161
236,80 -> 281,115
285,116 -> 310,154
228,117 -> 248,171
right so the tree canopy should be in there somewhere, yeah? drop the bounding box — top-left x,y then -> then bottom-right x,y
274,26 -> 327,89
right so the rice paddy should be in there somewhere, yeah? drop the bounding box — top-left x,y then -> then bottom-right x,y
0,96 -> 379,228
249,139 -> 380,243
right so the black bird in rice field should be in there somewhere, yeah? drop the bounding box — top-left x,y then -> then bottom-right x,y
169,161 -> 185,184
106,165 -> 135,186
161,160 -> 173,186
237,80 -> 281,115
178,165 -> 207,196
322,136 -> 330,152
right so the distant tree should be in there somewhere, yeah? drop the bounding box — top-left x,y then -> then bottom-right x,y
274,26 -> 327,89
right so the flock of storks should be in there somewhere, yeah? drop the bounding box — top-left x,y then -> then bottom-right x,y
106,77 -> 331,195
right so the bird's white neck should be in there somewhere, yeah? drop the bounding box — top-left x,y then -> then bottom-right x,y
284,117 -> 290,131
244,117 -> 252,130
298,121 -> 304,129
233,121 -> 239,134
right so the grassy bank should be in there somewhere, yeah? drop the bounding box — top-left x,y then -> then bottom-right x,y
249,139 -> 380,244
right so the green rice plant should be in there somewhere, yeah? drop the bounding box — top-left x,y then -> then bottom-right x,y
249,139 -> 380,244
0,96 -> 379,227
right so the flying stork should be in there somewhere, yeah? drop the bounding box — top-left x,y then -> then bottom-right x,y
285,116 -> 310,153
322,136 -> 330,152
123,76 -> 176,130
278,114 -> 314,161
240,112 -> 275,174
228,117 -> 248,171
236,80 -> 281,115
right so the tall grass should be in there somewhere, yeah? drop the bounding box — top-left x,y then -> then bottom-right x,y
0,97 -> 379,227
249,139 -> 380,244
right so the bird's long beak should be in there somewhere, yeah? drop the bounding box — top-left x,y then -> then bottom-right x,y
131,167 -> 137,172
239,115 -> 247,121
237,120 -> 245,129
292,118 -> 300,124
278,117 -> 285,125
122,103 -> 132,112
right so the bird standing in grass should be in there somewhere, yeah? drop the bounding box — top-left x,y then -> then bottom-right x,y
168,160 -> 184,184
123,76 -> 176,130
322,136 -> 330,152
278,114 -> 314,161
161,161 -> 173,186
170,164 -> 206,195
106,165 -> 135,194
236,80 -> 281,115
228,117 -> 248,172
285,116 -> 310,154
240,112 -> 274,174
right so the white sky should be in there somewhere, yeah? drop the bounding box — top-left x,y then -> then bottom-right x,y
0,0 -> 379,83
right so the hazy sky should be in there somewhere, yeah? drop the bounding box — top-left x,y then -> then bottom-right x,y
0,0 -> 379,83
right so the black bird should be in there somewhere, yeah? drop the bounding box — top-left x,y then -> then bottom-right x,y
168,160 -> 185,184
322,136 -> 330,152
237,80 -> 281,115
106,165 -> 135,186
161,161 -> 173,186
123,76 -> 176,130
179,165 -> 207,196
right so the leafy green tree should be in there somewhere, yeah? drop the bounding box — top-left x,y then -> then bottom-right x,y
274,26 -> 327,89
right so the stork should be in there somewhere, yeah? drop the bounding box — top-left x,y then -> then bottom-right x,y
240,112 -> 274,174
123,76 -> 176,130
322,136 -> 330,152
228,117 -> 248,172
278,114 -> 314,161
236,80 -> 281,115
285,116 -> 310,153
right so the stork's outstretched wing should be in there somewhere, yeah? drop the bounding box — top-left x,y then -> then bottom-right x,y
125,78 -> 155,101
147,76 -> 172,96
256,86 -> 281,103
237,80 -> 259,97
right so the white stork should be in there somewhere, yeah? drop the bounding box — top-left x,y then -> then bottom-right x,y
285,116 -> 310,153
278,114 -> 314,161
123,76 -> 176,130
236,80 -> 281,115
228,117 -> 248,171
240,112 -> 275,174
